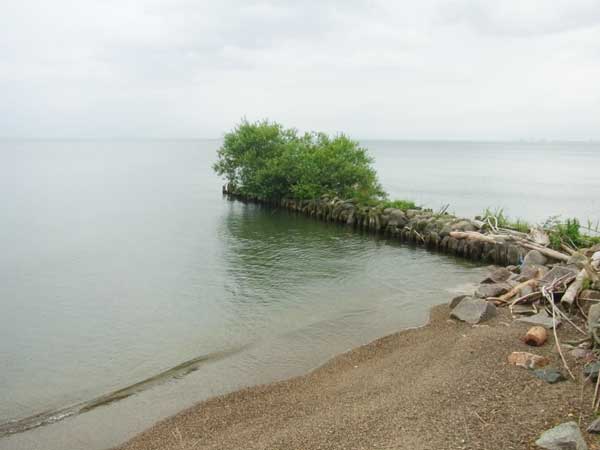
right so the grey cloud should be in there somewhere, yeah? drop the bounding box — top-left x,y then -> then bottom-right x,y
1,0 -> 600,139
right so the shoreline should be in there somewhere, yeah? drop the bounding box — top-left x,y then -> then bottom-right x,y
115,303 -> 598,450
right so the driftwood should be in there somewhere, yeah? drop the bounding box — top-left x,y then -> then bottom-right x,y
493,279 -> 538,303
449,230 -> 571,262
561,269 -> 586,308
449,231 -> 499,244
542,285 -> 576,380
515,240 -> 570,262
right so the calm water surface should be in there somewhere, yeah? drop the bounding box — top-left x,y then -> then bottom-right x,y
1,140 -> 598,450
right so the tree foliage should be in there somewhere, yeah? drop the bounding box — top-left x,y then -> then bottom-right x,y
213,119 -> 385,201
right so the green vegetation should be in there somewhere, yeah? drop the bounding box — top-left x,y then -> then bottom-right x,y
214,119 -> 391,203
543,216 -> 600,250
480,208 -> 531,233
380,199 -> 418,210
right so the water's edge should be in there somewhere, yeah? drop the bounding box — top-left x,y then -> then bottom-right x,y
0,346 -> 248,438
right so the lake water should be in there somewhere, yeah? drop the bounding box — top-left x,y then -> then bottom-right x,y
0,140 -> 598,450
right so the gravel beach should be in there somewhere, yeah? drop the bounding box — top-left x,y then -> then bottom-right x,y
116,305 -> 599,450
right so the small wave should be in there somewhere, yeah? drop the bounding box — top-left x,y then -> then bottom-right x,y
0,345 -> 247,438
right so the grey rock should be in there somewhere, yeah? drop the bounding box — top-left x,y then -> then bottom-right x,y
519,264 -> 548,281
587,418 -> 600,434
536,422 -> 588,450
511,304 -> 536,315
481,267 -> 512,284
523,249 -> 548,267
451,220 -> 477,232
517,311 -> 560,329
450,298 -> 497,324
588,304 -> 600,341
583,362 -> 600,381
580,290 -> 600,301
449,294 -> 470,309
519,284 -> 535,297
540,266 -> 578,287
568,252 -> 589,268
475,282 -> 510,299
533,368 -> 566,384
569,348 -> 593,360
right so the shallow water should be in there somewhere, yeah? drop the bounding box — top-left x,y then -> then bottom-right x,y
1,139 -> 598,450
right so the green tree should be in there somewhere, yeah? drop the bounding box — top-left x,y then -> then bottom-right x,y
213,119 -> 385,201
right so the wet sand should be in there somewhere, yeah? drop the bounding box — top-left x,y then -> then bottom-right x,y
116,305 -> 599,450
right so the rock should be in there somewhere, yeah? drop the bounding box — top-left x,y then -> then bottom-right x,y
449,294 -> 470,309
522,326 -> 548,346
583,362 -> 600,381
587,304 -> 600,340
507,351 -> 550,369
511,304 -> 536,315
517,311 -> 560,329
569,348 -> 593,361
536,422 -> 588,450
533,368 -> 566,384
506,265 -> 520,273
519,284 -> 535,297
523,249 -> 548,267
534,367 -> 567,384
540,266 -> 578,287
451,220 -> 477,232
450,298 -> 497,324
518,264 -> 548,281
475,282 -> 510,299
587,418 -> 600,434
567,252 -> 589,268
580,290 -> 600,301
592,251 -> 600,262
481,267 -> 512,284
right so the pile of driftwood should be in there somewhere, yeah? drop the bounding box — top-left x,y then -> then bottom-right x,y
449,225 -> 600,342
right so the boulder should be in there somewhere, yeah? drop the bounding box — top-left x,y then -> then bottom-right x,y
481,267 -> 512,284
535,422 -> 587,450
587,304 -> 600,341
449,294 -> 470,309
451,220 -> 477,232
517,311 -> 559,329
587,418 -> 600,434
450,298 -> 496,324
540,266 -> 578,287
580,290 -> 600,301
523,249 -> 548,267
583,362 -> 600,381
533,368 -> 566,384
568,252 -> 589,267
518,264 -> 548,281
569,348 -> 594,361
475,282 -> 511,299
508,351 -> 550,369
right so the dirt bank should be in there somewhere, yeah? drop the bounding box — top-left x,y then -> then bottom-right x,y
116,305 -> 599,450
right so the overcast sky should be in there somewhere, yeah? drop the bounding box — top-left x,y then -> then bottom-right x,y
1,0 -> 600,140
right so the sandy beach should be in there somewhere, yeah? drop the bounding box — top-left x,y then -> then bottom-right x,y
116,304 -> 598,450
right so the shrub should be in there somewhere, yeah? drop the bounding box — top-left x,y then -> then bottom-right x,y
213,119 -> 385,201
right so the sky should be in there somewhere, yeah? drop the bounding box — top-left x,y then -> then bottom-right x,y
1,0 -> 600,140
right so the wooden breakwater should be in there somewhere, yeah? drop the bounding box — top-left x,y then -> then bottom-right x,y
222,187 -> 531,267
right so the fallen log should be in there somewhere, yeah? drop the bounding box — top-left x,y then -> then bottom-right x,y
561,269 -> 586,308
515,240 -> 570,262
449,231 -> 499,244
489,279 -> 539,304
